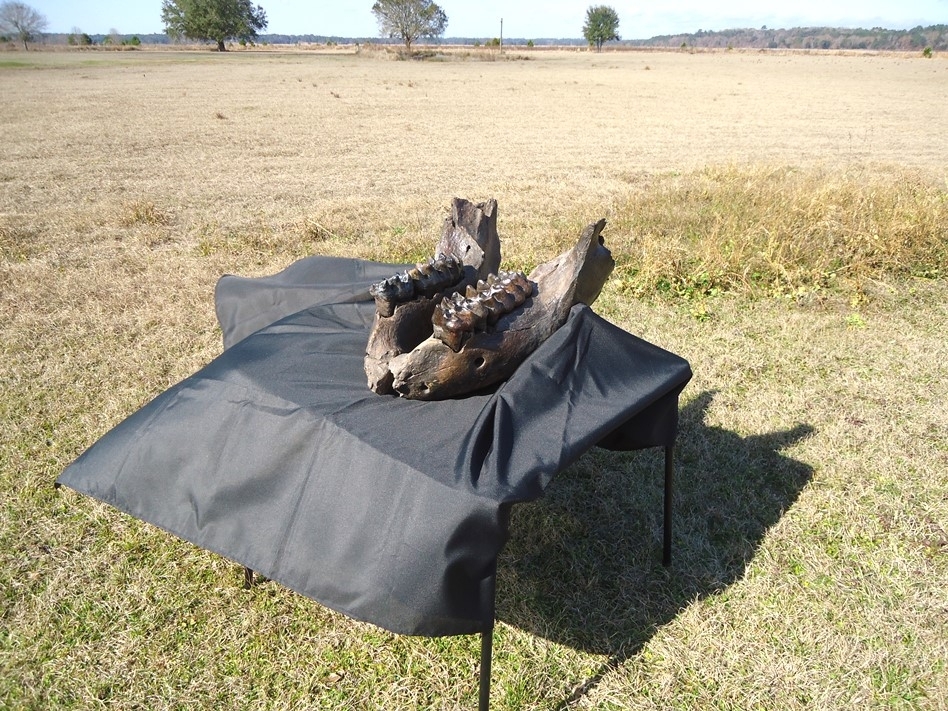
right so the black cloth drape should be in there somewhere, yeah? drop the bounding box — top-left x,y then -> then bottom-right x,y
57,256 -> 691,636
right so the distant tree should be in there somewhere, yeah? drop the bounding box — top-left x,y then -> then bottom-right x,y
582,5 -> 620,52
371,0 -> 447,54
161,0 -> 267,52
0,1 -> 48,50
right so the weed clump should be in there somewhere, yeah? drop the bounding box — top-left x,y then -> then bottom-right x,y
607,166 -> 947,301
118,200 -> 171,227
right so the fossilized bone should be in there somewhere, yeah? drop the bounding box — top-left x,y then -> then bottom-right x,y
388,218 -> 614,400
364,198 -> 502,394
436,197 -> 502,277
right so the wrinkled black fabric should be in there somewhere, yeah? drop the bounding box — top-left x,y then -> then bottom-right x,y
57,256 -> 691,636
215,255 -> 407,349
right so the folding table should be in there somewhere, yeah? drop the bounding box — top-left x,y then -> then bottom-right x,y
57,256 -> 692,710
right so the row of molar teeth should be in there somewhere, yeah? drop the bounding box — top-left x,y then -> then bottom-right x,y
439,271 -> 531,335
410,254 -> 464,299
370,253 -> 463,316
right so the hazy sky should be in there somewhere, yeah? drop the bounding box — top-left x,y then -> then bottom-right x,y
34,0 -> 947,39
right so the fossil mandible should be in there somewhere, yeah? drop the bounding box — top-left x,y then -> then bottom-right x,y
389,218 -> 614,400
363,198 -> 502,394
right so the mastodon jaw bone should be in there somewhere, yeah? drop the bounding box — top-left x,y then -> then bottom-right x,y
389,219 -> 614,400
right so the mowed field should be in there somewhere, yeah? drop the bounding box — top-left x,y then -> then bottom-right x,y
2,47 -> 947,709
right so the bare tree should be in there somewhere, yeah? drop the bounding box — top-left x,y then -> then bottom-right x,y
0,1 -> 48,49
371,0 -> 447,55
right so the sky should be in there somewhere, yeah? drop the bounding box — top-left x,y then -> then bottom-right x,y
33,0 -> 947,39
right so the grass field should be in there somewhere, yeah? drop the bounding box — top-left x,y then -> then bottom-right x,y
2,47 -> 947,709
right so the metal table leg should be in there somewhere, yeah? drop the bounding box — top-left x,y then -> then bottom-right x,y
479,566 -> 497,711
664,445 -> 674,567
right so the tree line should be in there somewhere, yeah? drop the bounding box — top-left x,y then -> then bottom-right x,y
4,0 -> 943,54
630,25 -> 948,52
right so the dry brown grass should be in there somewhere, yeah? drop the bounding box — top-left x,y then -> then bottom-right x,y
2,49 -> 947,710
605,165 -> 948,299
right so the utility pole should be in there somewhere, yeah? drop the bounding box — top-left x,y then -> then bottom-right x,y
500,18 -> 503,54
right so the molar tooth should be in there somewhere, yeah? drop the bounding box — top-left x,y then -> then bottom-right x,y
451,309 -> 475,332
487,285 -> 506,302
468,300 -> 489,320
439,328 -> 464,352
482,300 -> 500,325
395,274 -> 415,300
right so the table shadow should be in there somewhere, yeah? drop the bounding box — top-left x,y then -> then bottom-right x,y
495,390 -> 815,706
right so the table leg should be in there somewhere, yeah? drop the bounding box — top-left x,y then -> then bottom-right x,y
479,566 -> 496,711
664,445 -> 674,567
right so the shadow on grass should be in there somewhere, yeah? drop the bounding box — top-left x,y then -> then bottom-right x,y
495,390 -> 815,707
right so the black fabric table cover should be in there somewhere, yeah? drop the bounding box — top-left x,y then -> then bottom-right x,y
57,256 -> 692,636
